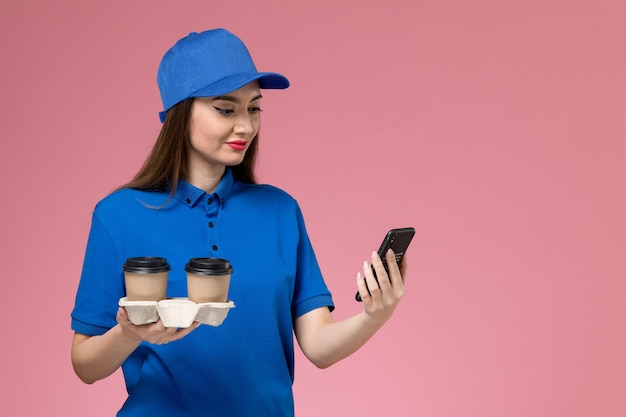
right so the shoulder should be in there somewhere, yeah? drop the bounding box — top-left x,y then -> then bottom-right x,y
230,182 -> 307,223
233,182 -> 298,205
93,188 -> 171,217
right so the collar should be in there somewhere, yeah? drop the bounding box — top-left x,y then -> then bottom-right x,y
174,168 -> 236,208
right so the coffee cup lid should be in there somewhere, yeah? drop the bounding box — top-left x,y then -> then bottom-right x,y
185,257 -> 233,275
123,257 -> 171,273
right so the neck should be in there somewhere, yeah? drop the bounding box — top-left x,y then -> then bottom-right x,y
186,165 -> 226,194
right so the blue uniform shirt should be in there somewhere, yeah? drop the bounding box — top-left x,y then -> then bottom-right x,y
71,168 -> 334,416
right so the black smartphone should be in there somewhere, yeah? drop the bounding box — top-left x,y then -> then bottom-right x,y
355,227 -> 415,301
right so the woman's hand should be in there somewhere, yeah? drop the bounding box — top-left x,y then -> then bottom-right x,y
117,307 -> 200,345
356,249 -> 407,326
294,249 -> 409,369
72,311 -> 200,384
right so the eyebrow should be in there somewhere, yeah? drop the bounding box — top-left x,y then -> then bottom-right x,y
210,93 -> 263,104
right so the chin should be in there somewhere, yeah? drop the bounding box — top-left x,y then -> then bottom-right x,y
225,157 -> 246,167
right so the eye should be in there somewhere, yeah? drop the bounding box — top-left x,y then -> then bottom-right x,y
248,107 -> 263,114
213,106 -> 234,115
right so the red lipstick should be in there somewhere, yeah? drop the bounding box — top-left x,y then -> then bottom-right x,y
226,140 -> 247,151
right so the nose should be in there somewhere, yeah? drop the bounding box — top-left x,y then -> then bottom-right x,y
233,114 -> 256,136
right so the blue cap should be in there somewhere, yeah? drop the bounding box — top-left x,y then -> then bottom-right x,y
157,29 -> 290,122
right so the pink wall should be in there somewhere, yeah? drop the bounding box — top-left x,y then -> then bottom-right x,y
1,0 -> 625,416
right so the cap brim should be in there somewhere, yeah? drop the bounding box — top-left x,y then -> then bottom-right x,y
192,72 -> 289,98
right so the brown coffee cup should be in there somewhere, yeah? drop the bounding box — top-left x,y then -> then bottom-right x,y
123,257 -> 170,301
185,258 -> 233,303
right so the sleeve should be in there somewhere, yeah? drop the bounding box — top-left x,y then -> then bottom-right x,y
290,202 -> 335,318
70,211 -> 125,336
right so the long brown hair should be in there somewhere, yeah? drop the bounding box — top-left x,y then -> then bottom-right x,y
118,98 -> 258,195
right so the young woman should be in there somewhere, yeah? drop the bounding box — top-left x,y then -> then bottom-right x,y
71,28 -> 407,416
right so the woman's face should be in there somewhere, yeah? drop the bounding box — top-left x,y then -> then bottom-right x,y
187,81 -> 262,175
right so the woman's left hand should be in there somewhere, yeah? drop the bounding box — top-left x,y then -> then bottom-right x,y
294,250 -> 409,368
356,249 -> 407,325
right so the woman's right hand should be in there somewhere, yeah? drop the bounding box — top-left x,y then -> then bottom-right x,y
72,307 -> 200,384
117,307 -> 200,345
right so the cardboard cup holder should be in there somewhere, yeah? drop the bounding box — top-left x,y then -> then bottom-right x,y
118,298 -> 160,325
194,301 -> 236,327
119,297 -> 235,328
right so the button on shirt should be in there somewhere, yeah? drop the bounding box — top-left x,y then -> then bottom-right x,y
71,168 -> 334,417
